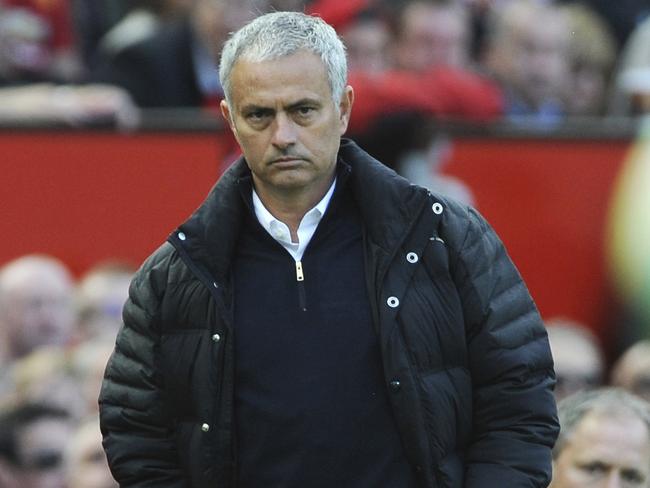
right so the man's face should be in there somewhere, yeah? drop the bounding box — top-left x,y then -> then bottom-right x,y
508,15 -> 570,108
395,3 -> 468,71
221,50 -> 353,202
1,264 -> 74,359
551,411 -> 650,488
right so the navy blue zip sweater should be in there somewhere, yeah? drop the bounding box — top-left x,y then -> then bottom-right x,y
232,171 -> 415,487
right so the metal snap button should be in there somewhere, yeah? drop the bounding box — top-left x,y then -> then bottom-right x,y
212,334 -> 221,343
406,252 -> 418,263
201,423 -> 210,432
387,296 -> 400,308
432,203 -> 443,215
178,232 -> 186,241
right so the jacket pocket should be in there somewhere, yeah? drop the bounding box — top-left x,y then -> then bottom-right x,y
160,329 -> 207,417
419,366 -> 472,460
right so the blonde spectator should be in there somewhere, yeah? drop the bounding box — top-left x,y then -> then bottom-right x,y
559,2 -> 618,116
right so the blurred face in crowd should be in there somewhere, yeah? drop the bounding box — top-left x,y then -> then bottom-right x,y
220,50 -> 353,204
0,257 -> 75,361
611,342 -> 650,403
394,1 -> 470,71
15,417 -> 73,488
550,410 -> 650,488
487,3 -> 571,110
342,18 -> 391,74
76,266 -> 133,341
191,0 -> 267,61
546,325 -> 603,401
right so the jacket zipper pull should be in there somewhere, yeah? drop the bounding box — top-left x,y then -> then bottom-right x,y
295,260 -> 307,311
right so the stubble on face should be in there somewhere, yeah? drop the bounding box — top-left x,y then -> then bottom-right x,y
221,50 -> 352,210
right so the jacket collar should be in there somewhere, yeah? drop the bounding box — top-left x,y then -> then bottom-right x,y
339,139 -> 429,254
171,139 -> 429,281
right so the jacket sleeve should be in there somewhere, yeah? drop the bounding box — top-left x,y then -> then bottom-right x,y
99,244 -> 187,487
446,205 -> 559,487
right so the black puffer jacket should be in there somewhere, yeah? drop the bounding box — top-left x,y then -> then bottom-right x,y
100,139 -> 558,488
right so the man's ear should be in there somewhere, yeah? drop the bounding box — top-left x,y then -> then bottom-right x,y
220,99 -> 237,136
338,85 -> 354,135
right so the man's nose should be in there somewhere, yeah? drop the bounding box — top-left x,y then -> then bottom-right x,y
271,112 -> 296,148
604,471 -> 622,488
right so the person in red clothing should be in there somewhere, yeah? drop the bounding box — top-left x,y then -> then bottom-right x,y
320,0 -> 502,172
334,0 -> 503,137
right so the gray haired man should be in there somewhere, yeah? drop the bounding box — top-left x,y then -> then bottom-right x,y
99,11 -> 558,487
550,388 -> 650,488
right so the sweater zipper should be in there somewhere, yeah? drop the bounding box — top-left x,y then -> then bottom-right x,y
295,260 -> 307,312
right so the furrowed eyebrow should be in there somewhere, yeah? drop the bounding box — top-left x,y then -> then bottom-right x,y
286,98 -> 321,110
241,104 -> 273,114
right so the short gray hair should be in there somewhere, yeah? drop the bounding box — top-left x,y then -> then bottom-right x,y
219,11 -> 347,106
553,387 -> 650,459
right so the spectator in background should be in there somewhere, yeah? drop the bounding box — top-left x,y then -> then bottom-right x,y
69,339 -> 115,416
343,0 -> 503,168
5,346 -> 86,421
609,15 -> 650,116
549,388 -> 650,488
392,0 -> 471,72
91,0 -> 268,108
0,402 -> 74,488
64,416 -> 117,488
611,340 -> 650,403
93,0 -> 192,66
75,261 -> 134,341
483,0 -> 571,125
559,2 -> 618,117
0,255 -> 76,366
546,318 -> 605,401
0,0 -> 82,83
339,9 -> 391,75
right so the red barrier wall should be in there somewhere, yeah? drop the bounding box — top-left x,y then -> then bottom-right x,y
1,131 -> 228,274
0,129 -> 631,350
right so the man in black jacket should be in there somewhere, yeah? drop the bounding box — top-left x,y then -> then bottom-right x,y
99,11 -> 559,487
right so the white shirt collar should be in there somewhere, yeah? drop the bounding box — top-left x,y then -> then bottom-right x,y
252,179 -> 337,261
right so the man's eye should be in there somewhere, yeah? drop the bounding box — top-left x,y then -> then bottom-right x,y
246,110 -> 270,121
296,106 -> 315,116
580,462 -> 607,475
621,468 -> 645,484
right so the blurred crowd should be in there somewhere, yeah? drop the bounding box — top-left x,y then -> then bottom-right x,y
0,254 -> 133,488
4,0 -> 650,486
3,257 -> 650,486
0,0 -> 650,129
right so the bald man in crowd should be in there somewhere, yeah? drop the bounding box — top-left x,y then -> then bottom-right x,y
0,255 -> 76,366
